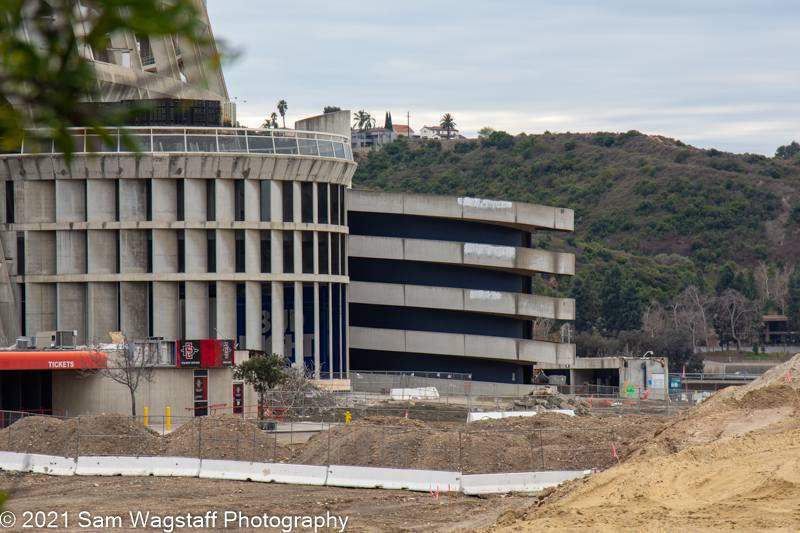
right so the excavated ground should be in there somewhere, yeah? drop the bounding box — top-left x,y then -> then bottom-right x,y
479,354 -> 800,533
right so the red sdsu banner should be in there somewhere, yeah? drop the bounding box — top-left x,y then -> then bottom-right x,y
179,340 -> 234,368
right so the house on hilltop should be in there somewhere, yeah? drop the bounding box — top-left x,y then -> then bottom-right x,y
419,125 -> 462,139
351,127 -> 397,149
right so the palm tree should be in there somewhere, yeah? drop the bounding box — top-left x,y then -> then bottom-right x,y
353,110 -> 375,131
270,112 -> 279,129
440,113 -> 456,139
277,100 -> 288,128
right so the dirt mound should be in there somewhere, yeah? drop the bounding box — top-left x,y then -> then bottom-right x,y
487,424 -> 800,532
0,414 -> 163,457
295,413 -> 661,474
164,414 -> 291,462
621,354 -> 800,464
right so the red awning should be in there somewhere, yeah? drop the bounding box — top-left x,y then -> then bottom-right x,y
0,351 -> 107,370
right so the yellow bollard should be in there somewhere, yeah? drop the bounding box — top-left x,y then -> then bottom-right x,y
166,407 -> 171,432
143,407 -> 148,427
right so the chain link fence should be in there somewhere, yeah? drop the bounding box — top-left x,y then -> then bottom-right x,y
0,411 -> 622,474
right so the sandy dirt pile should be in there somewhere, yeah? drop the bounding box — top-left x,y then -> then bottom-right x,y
481,354 -> 800,533
0,414 -> 162,456
622,354 -> 800,463
164,413 -> 291,462
296,413 -> 663,474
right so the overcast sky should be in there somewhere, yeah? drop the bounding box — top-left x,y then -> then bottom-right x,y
207,1 -> 799,156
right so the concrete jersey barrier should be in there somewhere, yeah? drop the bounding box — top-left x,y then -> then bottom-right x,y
0,452 -> 590,494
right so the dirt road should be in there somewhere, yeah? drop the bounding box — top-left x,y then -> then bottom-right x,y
1,472 -> 534,532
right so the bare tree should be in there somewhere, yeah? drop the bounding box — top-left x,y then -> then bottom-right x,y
754,260 -> 771,307
715,289 -> 759,350
533,317 -> 555,340
641,301 -> 667,338
674,285 -> 713,351
772,265 -> 792,313
79,335 -> 156,416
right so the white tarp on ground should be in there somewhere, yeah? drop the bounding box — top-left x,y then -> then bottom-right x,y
388,387 -> 440,400
467,409 -> 575,422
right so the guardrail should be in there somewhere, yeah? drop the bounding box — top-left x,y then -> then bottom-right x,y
17,126 -> 353,161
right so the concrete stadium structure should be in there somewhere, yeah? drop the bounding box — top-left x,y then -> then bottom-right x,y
0,0 -> 356,381
347,190 -> 576,383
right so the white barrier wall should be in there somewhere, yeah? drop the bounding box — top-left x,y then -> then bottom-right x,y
0,453 -> 590,494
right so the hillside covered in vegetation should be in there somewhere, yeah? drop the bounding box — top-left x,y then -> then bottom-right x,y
352,131 -> 800,359
354,132 -> 800,299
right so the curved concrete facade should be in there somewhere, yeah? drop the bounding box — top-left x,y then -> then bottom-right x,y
347,189 -> 576,384
0,128 -> 357,379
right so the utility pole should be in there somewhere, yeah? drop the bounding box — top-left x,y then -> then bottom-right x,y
407,112 -> 410,136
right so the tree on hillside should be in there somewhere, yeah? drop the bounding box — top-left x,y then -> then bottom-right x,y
619,279 -> 643,331
786,269 -> 800,331
678,285 -> 712,350
715,262 -> 736,295
599,265 -> 623,336
384,111 -> 393,131
277,100 -> 288,128
353,110 -> 375,131
270,112 -> 279,129
233,352 -> 289,421
478,126 -> 495,138
568,275 -> 599,333
79,335 -> 155,416
0,0 -> 218,159
440,113 -> 456,139
776,141 -> 800,159
323,106 -> 341,114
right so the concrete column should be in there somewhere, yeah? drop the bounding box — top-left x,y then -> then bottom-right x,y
152,282 -> 179,339
183,179 -> 206,222
87,282 -> 117,344
313,232 -> 319,274
25,283 -> 56,336
313,282 -> 320,379
293,182 -> 302,224
56,230 -> 87,274
215,281 -> 236,340
86,180 -> 116,222
245,281 -> 261,350
328,282 -> 334,379
245,229 -> 259,274
20,181 -> 55,223
119,179 -> 147,221
294,281 -> 303,365
55,180 -> 86,222
184,229 -> 207,273
57,283 -> 86,344
271,230 -> 283,274
216,229 -> 235,274
151,179 -> 177,222
270,181 -> 282,222
87,231 -> 116,274
312,182 -> 318,224
119,230 -> 147,273
215,179 -> 235,222
270,281 -> 284,356
184,281 -> 208,339
344,283 -> 349,378
244,179 -> 260,222
25,231 -> 56,275
151,229 -> 177,274
120,282 -> 147,338
293,231 -> 302,275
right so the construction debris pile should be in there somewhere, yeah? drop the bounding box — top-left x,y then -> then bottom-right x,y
508,388 -> 593,416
